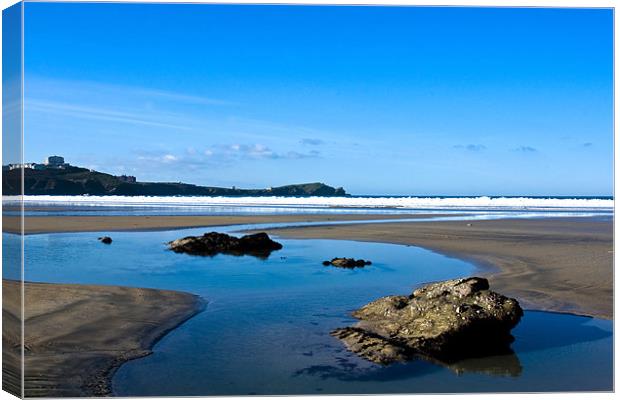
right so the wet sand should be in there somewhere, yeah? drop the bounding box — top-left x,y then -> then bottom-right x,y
255,217 -> 613,319
4,213 -> 434,234
3,213 -> 612,396
2,280 -> 202,397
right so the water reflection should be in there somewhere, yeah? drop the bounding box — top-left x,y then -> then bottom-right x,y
295,348 -> 522,381
294,310 -> 612,384
512,311 -> 612,353
423,351 -> 522,377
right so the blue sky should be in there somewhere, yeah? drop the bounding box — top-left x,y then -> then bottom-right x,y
22,4 -> 613,196
3,2 -> 22,163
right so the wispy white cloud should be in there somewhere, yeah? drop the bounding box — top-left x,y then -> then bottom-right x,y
211,143 -> 321,160
24,76 -> 242,133
137,153 -> 179,163
24,76 -> 346,177
27,100 -> 192,130
25,76 -> 346,147
133,143 -> 320,172
26,76 -> 237,107
130,87 -> 236,106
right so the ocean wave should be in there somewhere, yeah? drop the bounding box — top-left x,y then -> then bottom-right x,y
6,195 -> 614,210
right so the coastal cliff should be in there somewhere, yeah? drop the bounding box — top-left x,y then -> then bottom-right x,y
2,166 -> 347,197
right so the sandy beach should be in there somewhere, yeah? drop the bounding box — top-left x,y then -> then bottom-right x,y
2,279 -> 202,397
4,213 -> 433,234
258,217 -> 613,319
3,213 -> 613,396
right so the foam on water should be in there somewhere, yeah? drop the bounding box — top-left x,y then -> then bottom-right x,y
8,195 -> 615,211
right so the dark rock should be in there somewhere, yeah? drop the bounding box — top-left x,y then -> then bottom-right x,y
330,277 -> 523,365
167,232 -> 282,258
98,236 -> 112,244
323,258 -> 372,268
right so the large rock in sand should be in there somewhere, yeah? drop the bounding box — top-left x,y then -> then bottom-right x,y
331,277 -> 523,365
167,232 -> 283,258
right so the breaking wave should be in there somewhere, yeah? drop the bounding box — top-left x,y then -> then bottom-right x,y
10,195 -> 614,211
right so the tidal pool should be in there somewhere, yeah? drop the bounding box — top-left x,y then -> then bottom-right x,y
6,227 -> 612,395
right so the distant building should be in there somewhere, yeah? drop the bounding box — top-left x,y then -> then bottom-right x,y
8,163 -> 45,170
117,175 -> 137,183
44,155 -> 68,169
6,155 -> 70,171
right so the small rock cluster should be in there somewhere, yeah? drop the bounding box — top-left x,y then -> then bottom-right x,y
322,258 -> 372,268
167,232 -> 283,257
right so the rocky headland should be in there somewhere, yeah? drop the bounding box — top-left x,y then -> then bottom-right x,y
3,166 -> 347,196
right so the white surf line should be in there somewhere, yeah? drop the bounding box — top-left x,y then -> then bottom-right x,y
12,195 -> 614,211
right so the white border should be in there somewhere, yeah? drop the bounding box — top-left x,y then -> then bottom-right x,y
0,1 -> 616,400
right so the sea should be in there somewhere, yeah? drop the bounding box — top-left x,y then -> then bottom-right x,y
2,194 -> 615,217
2,195 -> 614,394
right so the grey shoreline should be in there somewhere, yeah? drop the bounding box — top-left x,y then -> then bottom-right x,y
98,297 -> 206,397
2,280 -> 205,397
